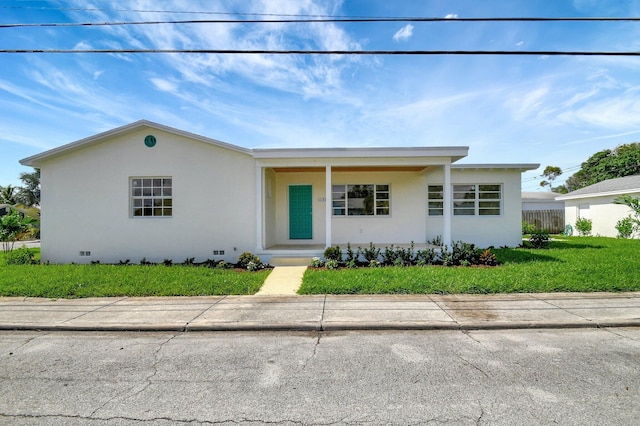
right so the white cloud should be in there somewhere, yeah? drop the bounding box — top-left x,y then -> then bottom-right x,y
82,0 -> 363,102
444,14 -> 459,19
558,89 -> 640,129
505,87 -> 550,120
151,78 -> 179,93
516,41 -> 524,47
393,24 -> 414,42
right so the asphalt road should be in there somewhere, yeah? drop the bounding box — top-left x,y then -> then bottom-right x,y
1,328 -> 639,425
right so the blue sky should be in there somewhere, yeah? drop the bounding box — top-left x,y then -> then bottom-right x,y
2,0 -> 640,191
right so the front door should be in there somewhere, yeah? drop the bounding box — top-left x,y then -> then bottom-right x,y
289,185 -> 313,239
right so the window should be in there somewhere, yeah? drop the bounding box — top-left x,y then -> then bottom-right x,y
454,184 -> 501,216
332,184 -> 390,216
428,184 -> 502,216
453,185 -> 477,216
427,185 -> 444,216
478,184 -> 502,215
131,177 -> 172,217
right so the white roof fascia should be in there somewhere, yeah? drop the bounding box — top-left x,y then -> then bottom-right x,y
252,146 -> 469,162
452,163 -> 540,171
555,187 -> 640,201
20,120 -> 251,166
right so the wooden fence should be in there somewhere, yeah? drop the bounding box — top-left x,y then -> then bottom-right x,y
522,210 -> 565,234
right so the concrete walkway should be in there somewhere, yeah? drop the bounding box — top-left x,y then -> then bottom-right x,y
255,266 -> 306,295
1,292 -> 639,332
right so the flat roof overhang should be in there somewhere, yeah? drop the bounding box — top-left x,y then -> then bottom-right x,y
252,146 -> 469,162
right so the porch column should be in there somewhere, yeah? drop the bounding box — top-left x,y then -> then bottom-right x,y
255,165 -> 264,252
443,163 -> 452,247
325,165 -> 332,248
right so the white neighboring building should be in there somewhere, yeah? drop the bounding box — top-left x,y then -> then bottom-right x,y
521,192 -> 564,211
555,175 -> 640,237
20,120 -> 539,264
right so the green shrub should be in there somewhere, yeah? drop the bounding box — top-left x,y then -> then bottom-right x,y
237,252 -> 261,269
360,243 -> 380,262
616,216 -> 635,239
450,241 -> 480,266
522,221 -> 537,235
325,259 -> 339,270
382,245 -> 399,265
346,259 -> 358,269
575,217 -> 593,236
310,257 -> 324,268
415,248 -> 437,266
429,235 -> 443,246
323,246 -> 342,262
247,261 -> 263,271
345,243 -> 357,263
5,246 -> 37,265
528,231 -> 550,249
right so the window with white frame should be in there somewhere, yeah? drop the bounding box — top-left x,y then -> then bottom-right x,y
332,184 -> 390,216
427,185 -> 444,216
131,177 -> 172,217
428,184 -> 502,216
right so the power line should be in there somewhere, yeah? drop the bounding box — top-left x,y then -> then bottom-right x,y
3,5 -> 640,22
0,5 -> 402,18
3,16 -> 640,28
2,49 -> 640,56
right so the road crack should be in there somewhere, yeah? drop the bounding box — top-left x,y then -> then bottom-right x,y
301,331 -> 322,370
88,331 -> 182,418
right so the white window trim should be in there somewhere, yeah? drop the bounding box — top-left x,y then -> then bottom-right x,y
130,176 -> 173,218
332,183 -> 391,217
428,183 -> 502,216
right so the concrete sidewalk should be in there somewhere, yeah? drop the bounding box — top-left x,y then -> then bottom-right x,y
0,292 -> 639,332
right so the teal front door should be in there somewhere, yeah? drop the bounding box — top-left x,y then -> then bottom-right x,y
289,185 -> 313,239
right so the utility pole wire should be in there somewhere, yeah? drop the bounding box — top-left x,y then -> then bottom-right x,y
3,17 -> 640,28
2,49 -> 640,56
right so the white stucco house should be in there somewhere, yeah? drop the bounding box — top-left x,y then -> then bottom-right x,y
20,120 -> 538,264
555,175 -> 640,237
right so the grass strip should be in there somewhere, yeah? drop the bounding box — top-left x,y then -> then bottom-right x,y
299,237 -> 640,294
0,250 -> 269,298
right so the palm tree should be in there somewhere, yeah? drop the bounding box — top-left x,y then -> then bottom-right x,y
0,185 -> 19,206
17,169 -> 40,207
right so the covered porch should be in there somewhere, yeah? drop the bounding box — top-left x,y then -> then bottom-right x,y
253,146 -> 468,260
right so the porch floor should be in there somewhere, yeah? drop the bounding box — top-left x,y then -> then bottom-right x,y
266,244 -> 326,250
265,243 -> 439,251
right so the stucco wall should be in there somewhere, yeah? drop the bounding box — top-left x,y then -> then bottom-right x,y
40,127 -> 256,264
425,168 -> 524,248
263,168 -> 277,248
563,195 -> 635,237
330,171 -> 427,245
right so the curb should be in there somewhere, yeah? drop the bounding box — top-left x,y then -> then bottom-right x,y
2,319 -> 639,333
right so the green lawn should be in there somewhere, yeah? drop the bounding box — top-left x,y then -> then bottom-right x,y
2,237 -> 638,297
299,237 -> 640,294
0,249 -> 270,298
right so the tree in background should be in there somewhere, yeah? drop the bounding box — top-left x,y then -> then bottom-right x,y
614,195 -> 640,238
0,185 -> 19,206
0,210 -> 36,253
16,169 -> 41,207
539,166 -> 567,193
565,143 -> 640,192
